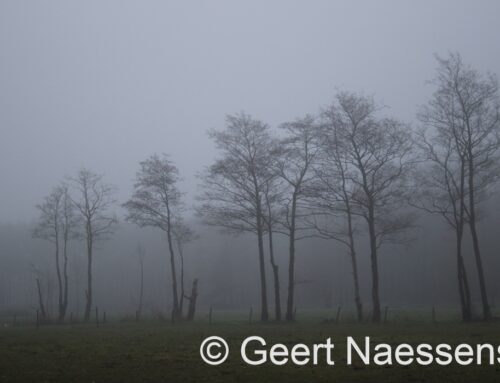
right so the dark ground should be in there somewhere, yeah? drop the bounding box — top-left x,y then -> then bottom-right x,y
1,311 -> 500,382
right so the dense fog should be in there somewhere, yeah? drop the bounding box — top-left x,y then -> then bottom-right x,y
1,0 -> 500,322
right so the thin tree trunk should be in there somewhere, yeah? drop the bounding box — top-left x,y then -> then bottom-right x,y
165,206 -> 180,321
265,193 -> 281,322
346,211 -> 363,322
256,214 -> 269,322
253,173 -> 268,322
61,233 -> 69,322
367,204 -> 381,323
456,161 -> 472,322
286,193 -> 298,321
137,256 -> 144,320
84,229 -> 93,322
340,168 -> 363,322
179,244 -> 185,318
467,157 -> 491,320
186,279 -> 198,321
36,278 -> 47,321
267,224 -> 281,321
456,232 -> 472,321
54,231 -> 64,323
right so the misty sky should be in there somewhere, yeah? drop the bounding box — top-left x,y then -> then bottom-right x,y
1,0 -> 500,223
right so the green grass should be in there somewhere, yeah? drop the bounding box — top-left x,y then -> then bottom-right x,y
1,312 -> 500,382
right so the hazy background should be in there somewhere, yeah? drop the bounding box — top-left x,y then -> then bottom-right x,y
1,1 -> 500,318
1,0 -> 500,223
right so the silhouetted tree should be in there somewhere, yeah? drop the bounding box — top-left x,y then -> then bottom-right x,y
308,116 -> 364,322
274,115 -> 319,321
324,92 -> 416,323
411,128 -> 472,321
70,169 -> 117,322
33,184 -> 76,322
123,154 -> 184,321
420,53 -> 500,320
198,113 -> 273,321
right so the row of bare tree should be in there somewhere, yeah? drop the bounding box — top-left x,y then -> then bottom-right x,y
33,160 -> 198,323
32,52 -> 499,324
197,53 -> 500,323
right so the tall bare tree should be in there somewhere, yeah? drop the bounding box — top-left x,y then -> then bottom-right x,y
33,184 -> 76,322
70,169 -> 117,322
411,128 -> 472,321
197,113 -> 273,321
274,115 -> 319,321
324,92 -> 415,323
123,154 -> 184,321
420,53 -> 500,320
307,120 -> 364,321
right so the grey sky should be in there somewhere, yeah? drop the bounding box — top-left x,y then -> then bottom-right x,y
1,0 -> 499,223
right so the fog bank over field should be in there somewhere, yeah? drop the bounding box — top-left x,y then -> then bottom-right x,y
1,1 -> 500,323
1,0 -> 500,223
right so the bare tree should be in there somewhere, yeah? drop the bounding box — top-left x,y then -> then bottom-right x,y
307,120 -> 364,321
411,128 -> 472,321
420,53 -> 500,320
33,184 -> 76,322
324,92 -> 415,323
274,115 -> 319,321
197,113 -> 273,321
172,219 -> 198,318
123,154 -> 183,321
70,169 -> 117,322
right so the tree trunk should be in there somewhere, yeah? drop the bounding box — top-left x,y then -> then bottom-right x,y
166,216 -> 180,321
84,231 -> 93,322
60,233 -> 69,323
137,256 -> 144,320
286,193 -> 298,321
267,224 -> 281,321
347,212 -> 363,322
256,215 -> 269,321
186,279 -> 198,321
179,245 -> 185,318
467,156 -> 491,320
54,233 -> 64,323
36,278 -> 47,321
367,204 -> 381,323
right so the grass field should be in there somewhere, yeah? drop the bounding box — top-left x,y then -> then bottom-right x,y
1,311 -> 500,382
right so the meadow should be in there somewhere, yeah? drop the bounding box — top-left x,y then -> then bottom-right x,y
1,310 -> 500,382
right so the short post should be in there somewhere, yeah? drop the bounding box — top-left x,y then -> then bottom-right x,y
248,307 -> 253,324
335,306 -> 342,324
209,306 -> 213,325
95,307 -> 99,328
384,306 -> 389,323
